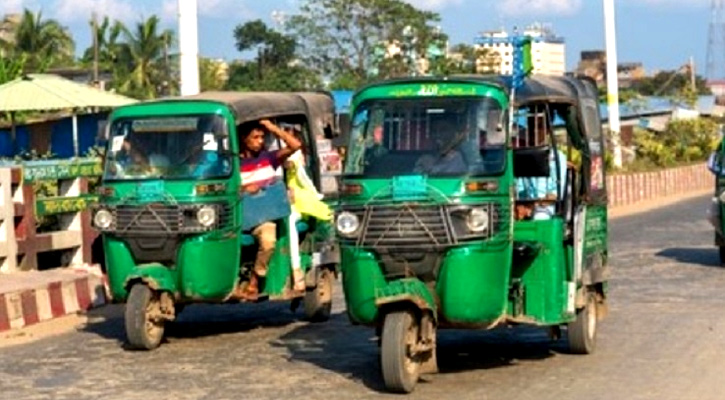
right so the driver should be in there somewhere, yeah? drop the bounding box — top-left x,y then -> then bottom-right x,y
414,119 -> 467,175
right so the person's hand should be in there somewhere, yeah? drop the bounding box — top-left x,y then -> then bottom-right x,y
243,183 -> 260,194
259,119 -> 277,133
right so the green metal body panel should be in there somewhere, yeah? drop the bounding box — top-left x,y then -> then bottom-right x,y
352,81 -> 509,109
177,236 -> 240,300
512,219 -> 572,324
435,242 -> 511,326
104,236 -> 138,299
125,263 -> 178,294
341,247 -> 388,324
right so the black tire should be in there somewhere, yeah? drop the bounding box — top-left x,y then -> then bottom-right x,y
719,246 -> 725,266
304,268 -> 332,322
381,311 -> 420,394
125,284 -> 165,350
567,292 -> 597,355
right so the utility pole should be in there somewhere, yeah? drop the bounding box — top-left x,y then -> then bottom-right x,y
92,12 -> 99,86
603,0 -> 622,169
178,0 -> 200,96
163,33 -> 170,96
690,56 -> 696,91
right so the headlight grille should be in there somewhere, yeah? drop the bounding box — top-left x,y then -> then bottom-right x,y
338,202 -> 506,250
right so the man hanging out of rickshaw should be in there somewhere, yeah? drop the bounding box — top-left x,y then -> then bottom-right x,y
238,119 -> 302,300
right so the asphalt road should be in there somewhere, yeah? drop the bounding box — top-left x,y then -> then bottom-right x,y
2,195 -> 725,400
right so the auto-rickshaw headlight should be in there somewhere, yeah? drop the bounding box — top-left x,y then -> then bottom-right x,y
466,208 -> 489,233
336,211 -> 360,237
197,206 -> 216,227
93,209 -> 113,230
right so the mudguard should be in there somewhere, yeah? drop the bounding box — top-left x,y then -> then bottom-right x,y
124,263 -> 178,295
375,278 -> 437,323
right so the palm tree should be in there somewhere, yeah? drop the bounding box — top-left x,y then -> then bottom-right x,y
117,16 -> 174,99
13,9 -> 75,72
82,16 -> 126,72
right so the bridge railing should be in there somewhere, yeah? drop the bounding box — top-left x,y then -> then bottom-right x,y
0,158 -> 102,273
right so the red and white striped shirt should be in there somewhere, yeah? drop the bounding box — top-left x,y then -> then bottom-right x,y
240,150 -> 281,188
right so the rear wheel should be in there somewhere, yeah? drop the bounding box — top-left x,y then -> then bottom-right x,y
125,284 -> 165,350
567,291 -> 597,354
304,268 -> 332,322
381,311 -> 421,394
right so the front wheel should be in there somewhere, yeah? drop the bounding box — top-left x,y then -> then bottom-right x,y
381,311 -> 421,394
304,268 -> 333,322
125,284 -> 165,350
567,291 -> 598,354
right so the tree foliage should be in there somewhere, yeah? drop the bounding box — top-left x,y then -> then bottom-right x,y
12,10 -> 75,71
632,118 -> 720,168
228,20 -> 321,91
199,57 -> 228,91
115,16 -> 176,99
286,0 -> 445,88
81,16 -> 125,72
630,70 -> 710,97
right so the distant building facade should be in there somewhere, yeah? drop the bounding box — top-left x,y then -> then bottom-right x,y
474,23 -> 566,76
576,50 -> 646,88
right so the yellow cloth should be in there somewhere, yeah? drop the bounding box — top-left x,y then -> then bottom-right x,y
286,153 -> 332,221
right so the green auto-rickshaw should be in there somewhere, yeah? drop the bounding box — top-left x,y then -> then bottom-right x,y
94,91 -> 339,350
335,74 -> 609,392
707,137 -> 725,264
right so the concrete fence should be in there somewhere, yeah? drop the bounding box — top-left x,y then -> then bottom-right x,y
606,163 -> 711,208
0,159 -> 102,273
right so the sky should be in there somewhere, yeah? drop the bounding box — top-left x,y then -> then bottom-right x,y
0,0 -> 716,76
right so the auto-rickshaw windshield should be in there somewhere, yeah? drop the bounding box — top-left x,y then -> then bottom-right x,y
345,97 -> 506,177
104,114 -> 233,181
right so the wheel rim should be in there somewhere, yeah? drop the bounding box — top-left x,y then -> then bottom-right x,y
317,271 -> 331,303
404,318 -> 418,375
145,296 -> 164,343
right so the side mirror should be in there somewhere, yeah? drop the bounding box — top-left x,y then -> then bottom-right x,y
514,145 -> 551,178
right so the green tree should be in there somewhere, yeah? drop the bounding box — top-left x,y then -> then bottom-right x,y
81,16 -> 126,73
286,0 -> 445,88
630,69 -> 710,97
116,16 -> 175,99
199,57 -> 228,91
0,53 -> 27,84
229,20 -> 321,91
234,19 -> 295,79
13,9 -> 75,71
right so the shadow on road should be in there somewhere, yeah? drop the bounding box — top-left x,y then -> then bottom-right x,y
656,247 -> 723,268
275,314 -> 558,393
81,301 -> 304,349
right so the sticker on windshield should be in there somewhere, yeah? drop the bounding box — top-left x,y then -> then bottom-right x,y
203,133 -> 218,151
111,135 -> 125,152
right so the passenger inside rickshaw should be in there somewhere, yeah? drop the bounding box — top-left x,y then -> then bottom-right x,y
514,109 -> 568,221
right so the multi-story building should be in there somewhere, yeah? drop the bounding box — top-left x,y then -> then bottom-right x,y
576,51 -> 647,88
575,50 -> 606,85
473,23 -> 566,76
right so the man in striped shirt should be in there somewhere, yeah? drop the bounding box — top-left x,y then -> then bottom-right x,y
240,119 -> 302,300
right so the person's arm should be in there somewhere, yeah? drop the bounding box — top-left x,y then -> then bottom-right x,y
259,119 -> 302,165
